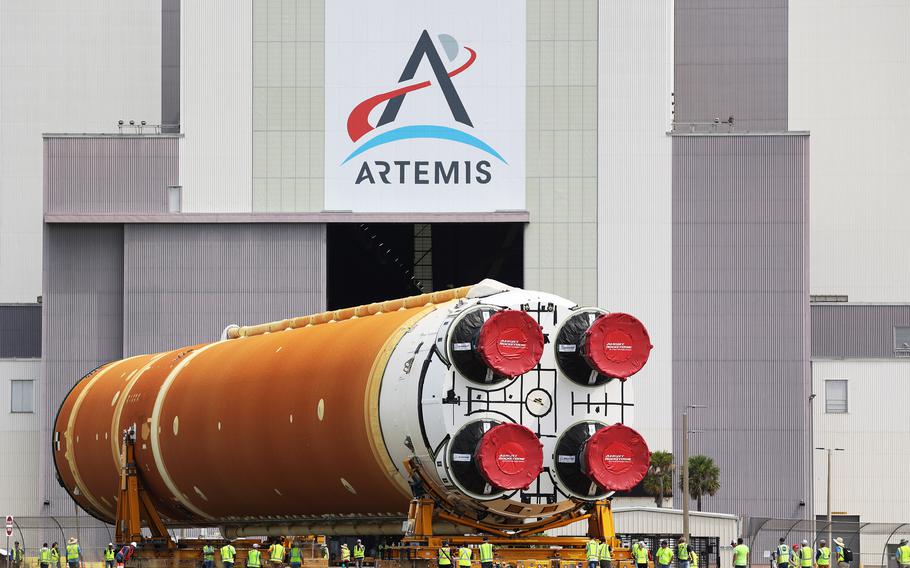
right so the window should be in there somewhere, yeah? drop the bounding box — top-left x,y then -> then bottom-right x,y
895,326 -> 910,354
825,379 -> 848,414
10,379 -> 35,413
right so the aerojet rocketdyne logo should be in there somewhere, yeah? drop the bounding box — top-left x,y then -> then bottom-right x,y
344,30 -> 505,186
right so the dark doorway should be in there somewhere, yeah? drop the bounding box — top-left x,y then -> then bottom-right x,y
326,222 -> 524,309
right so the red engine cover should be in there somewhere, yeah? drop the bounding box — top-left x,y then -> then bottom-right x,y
583,423 -> 651,491
584,312 -> 652,379
475,423 -> 544,490
476,310 -> 545,377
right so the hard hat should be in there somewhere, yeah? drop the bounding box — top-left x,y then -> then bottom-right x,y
130,542 -> 137,547
253,544 -> 259,549
801,540 -> 809,546
109,543 -> 114,547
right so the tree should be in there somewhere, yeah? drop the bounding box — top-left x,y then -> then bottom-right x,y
681,454 -> 721,511
642,450 -> 674,508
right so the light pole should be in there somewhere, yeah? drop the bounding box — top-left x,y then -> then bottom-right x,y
814,447 -> 844,550
682,404 -> 707,543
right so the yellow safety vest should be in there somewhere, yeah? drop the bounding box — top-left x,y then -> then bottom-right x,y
354,545 -> 365,559
269,545 -> 285,563
657,547 -> 674,565
289,548 -> 302,563
221,545 -> 236,562
634,547 -> 649,564
733,545 -> 749,567
458,548 -> 472,567
12,549 -> 23,562
777,545 -> 791,563
41,548 -> 53,563
586,541 -> 600,561
248,550 -> 262,568
691,551 -> 699,568
599,543 -> 612,561
439,548 -> 453,566
105,549 -> 116,561
479,543 -> 494,563
66,544 -> 80,561
678,544 -> 689,561
800,548 -> 813,567
204,546 -> 215,561
341,548 -> 351,561
899,546 -> 910,565
818,547 -> 830,566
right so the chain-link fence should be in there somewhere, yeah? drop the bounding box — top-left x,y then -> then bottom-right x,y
744,517 -> 910,568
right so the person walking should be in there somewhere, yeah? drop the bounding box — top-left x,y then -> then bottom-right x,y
690,549 -> 699,568
478,536 -> 494,568
833,538 -> 849,568
340,543 -> 351,568
895,539 -> 910,568
799,541 -> 813,568
586,538 -> 601,568
732,538 -> 750,568
248,544 -> 263,568
50,543 -> 61,568
353,540 -> 365,568
220,542 -> 237,568
269,540 -> 286,566
633,541 -> 650,568
458,545 -> 473,568
65,537 -> 82,568
203,544 -> 216,568
598,538 -> 613,568
288,542 -> 303,568
40,543 -> 52,568
104,544 -> 116,568
677,538 -> 690,568
11,542 -> 24,568
438,541 -> 454,568
817,540 -> 831,568
657,541 -> 673,568
776,538 -> 791,568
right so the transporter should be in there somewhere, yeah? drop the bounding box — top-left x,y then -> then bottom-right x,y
54,280 -> 653,566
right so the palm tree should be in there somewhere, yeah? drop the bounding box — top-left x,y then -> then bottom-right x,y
681,454 -> 720,511
642,450 -> 674,507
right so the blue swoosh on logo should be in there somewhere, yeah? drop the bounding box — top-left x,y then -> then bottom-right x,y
341,125 -> 507,165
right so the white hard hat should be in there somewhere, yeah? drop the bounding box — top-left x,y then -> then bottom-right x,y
130,542 -> 137,547
802,540 -> 808,546
253,544 -> 260,549
109,543 -> 113,547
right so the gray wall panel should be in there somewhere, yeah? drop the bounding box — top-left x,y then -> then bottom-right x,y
44,136 -> 179,215
161,0 -> 181,133
812,304 -> 910,359
0,304 -> 41,358
672,134 -> 810,519
122,223 -> 327,355
674,0 -> 787,132
41,224 -> 124,514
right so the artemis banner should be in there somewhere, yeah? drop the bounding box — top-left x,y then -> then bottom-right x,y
325,0 -> 526,212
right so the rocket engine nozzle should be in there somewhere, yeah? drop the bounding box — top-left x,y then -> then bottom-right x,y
449,307 -> 544,384
555,311 -> 652,386
448,420 -> 543,497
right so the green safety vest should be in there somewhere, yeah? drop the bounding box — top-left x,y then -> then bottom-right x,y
458,548 -> 472,567
270,545 -> 285,563
439,548 -> 453,566
322,548 -> 328,560
777,545 -> 791,563
289,548 -> 302,563
203,546 -> 215,561
479,543 -> 494,563
221,545 -> 236,562
66,544 -> 80,561
899,546 -> 910,565
341,548 -> 351,561
818,547 -> 830,566
634,547 -> 649,564
41,548 -> 53,563
691,551 -> 699,568
248,550 -> 262,568
733,545 -> 749,567
800,548 -> 813,567
657,547 -> 674,565
51,550 -> 60,563
12,549 -> 23,562
599,543 -> 612,561
105,549 -> 116,561
836,547 -> 844,563
586,541 -> 600,561
678,544 -> 689,561
354,545 -> 365,559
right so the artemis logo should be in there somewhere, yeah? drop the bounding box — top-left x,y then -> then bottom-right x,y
344,30 -> 505,186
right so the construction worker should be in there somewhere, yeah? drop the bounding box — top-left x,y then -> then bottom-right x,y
817,540 -> 831,568
221,542 -> 237,568
732,538 -> 749,568
269,540 -> 286,566
896,539 -> 910,568
479,536 -> 494,568
51,543 -> 61,568
40,543 -> 52,568
775,538 -> 791,568
439,541 -> 454,568
65,537 -> 82,568
833,538 -> 848,568
104,544 -> 116,568
458,545 -> 473,568
248,544 -> 263,568
203,544 -> 216,568
340,543 -> 351,568
353,540 -> 365,568
634,541 -> 650,568
321,544 -> 329,562
11,542 -> 24,568
677,538 -> 690,568
288,542 -> 303,568
585,538 -> 600,568
799,541 -> 813,568
599,538 -> 613,568
657,540 -> 673,568
690,549 -> 699,568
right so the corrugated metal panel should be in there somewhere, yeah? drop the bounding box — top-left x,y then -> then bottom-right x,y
122,223 -> 327,355
44,136 -> 179,214
674,0 -> 788,132
180,0 -> 252,212
597,0 -> 674,452
0,304 -> 41,358
41,224 -> 124,515
672,134 -> 811,520
161,0 -> 180,133
0,360 -> 41,516
812,304 -> 910,359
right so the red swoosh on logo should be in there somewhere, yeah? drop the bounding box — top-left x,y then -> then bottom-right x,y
347,47 -> 477,142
